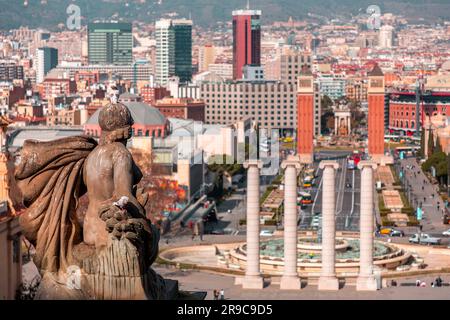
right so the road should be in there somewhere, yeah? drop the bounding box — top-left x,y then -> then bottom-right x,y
299,151 -> 361,232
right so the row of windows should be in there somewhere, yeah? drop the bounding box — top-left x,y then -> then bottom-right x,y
206,117 -> 293,128
85,128 -> 164,137
392,120 -> 416,129
205,100 -> 294,105
202,93 -> 292,98
206,110 -> 294,116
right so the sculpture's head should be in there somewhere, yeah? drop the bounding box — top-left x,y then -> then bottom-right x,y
98,102 -> 134,145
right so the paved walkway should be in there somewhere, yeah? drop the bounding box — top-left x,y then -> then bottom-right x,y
155,267 -> 450,300
398,158 -> 447,234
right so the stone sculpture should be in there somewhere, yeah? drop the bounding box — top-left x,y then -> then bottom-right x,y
15,101 -> 175,300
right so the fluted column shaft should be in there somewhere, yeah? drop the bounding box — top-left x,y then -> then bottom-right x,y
356,161 -> 378,291
279,157 -> 303,290
321,165 -> 337,277
360,166 -> 374,276
318,161 -> 340,291
246,164 -> 261,277
241,160 -> 264,289
283,165 -> 298,278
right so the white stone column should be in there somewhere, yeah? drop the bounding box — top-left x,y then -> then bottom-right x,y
280,156 -> 302,290
335,117 -> 338,135
242,160 -> 264,289
318,161 -> 340,291
357,161 -> 378,291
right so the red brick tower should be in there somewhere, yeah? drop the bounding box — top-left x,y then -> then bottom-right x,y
297,68 -> 314,164
368,65 -> 386,162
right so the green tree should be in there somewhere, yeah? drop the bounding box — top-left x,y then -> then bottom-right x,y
435,136 -> 443,154
418,129 -> 425,158
321,95 -> 333,112
427,129 -> 434,158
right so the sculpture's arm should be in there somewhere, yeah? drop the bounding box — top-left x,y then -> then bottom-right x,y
113,150 -> 145,218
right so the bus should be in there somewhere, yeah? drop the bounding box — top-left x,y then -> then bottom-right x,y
303,176 -> 314,188
305,168 -> 316,178
347,152 -> 361,170
298,192 -> 313,205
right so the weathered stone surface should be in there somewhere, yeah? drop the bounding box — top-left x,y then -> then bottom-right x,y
16,101 -> 176,300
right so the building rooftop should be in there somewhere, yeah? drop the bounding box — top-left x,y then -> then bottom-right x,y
8,127 -> 84,150
369,64 -> 384,77
86,101 -> 166,127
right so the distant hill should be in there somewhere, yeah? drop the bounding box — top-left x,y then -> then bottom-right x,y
0,0 -> 449,30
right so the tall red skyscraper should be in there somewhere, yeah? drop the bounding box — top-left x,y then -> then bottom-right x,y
232,9 -> 262,80
368,65 -> 386,161
296,68 -> 315,164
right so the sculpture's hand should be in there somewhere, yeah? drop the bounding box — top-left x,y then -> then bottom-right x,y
99,202 -> 150,244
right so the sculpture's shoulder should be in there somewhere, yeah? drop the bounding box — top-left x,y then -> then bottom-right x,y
87,142 -> 132,164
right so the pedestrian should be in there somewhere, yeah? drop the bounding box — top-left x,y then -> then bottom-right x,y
416,279 -> 421,287
220,289 -> 225,300
213,290 -> 218,300
436,276 -> 443,287
420,281 -> 426,287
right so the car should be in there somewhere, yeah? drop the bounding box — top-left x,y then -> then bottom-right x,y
379,227 -> 393,235
408,233 -> 442,245
260,230 -> 274,237
442,229 -> 450,237
311,216 -> 322,228
443,214 -> 449,225
389,229 -> 405,237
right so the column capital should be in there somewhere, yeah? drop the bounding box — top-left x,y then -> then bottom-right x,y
244,159 -> 263,169
281,155 -> 302,170
358,160 -> 378,170
319,160 -> 339,170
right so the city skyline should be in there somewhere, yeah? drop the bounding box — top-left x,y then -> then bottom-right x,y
0,0 -> 449,305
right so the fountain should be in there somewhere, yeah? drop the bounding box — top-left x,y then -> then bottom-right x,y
226,236 -> 411,276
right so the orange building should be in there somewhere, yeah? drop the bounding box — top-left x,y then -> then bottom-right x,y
368,65 -> 386,161
154,97 -> 205,122
141,85 -> 171,105
296,69 -> 314,164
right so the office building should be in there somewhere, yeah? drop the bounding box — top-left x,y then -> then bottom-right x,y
154,97 -> 205,122
280,52 -> 312,86
379,25 -> 394,48
172,20 -> 193,83
35,47 -> 58,84
232,9 -> 262,80
200,80 -> 296,130
54,64 -> 152,82
88,22 -> 133,65
155,19 -> 193,86
198,45 -> 215,73
0,64 -> 24,82
317,74 -> 346,100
